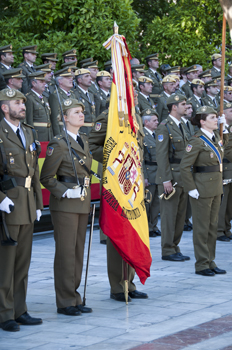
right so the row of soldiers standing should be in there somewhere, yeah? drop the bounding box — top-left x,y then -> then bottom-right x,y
1,44 -> 232,246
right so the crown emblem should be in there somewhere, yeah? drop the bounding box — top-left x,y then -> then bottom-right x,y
6,89 -> 16,98
174,95 -> 179,101
64,99 -> 72,106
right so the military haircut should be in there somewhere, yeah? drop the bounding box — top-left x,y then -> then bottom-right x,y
138,81 -> 146,90
0,100 -> 10,112
167,102 -> 181,113
104,66 -> 111,74
142,114 -> 152,124
96,75 -> 104,84
190,83 -> 199,92
0,52 -> 6,60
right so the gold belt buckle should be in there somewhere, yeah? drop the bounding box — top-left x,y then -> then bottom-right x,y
84,176 -> 90,188
25,176 -> 31,189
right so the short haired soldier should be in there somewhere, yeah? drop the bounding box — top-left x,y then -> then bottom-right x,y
188,79 -> 205,117
182,65 -> 198,98
41,53 -> 58,71
18,45 -> 38,94
131,64 -> 146,91
211,53 -> 222,78
62,49 -> 77,63
144,53 -> 163,94
26,71 -> 56,141
156,93 -> 190,261
202,79 -> 219,108
95,70 -> 111,116
0,45 -> 14,90
142,108 -> 161,237
0,88 -> 43,332
155,75 -> 176,122
138,76 -> 156,111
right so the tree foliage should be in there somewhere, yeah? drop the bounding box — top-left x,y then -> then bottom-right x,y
0,0 -> 140,68
140,0 -> 232,68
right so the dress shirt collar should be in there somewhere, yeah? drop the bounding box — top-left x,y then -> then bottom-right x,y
200,128 -> 215,140
169,114 -> 181,126
144,127 -> 153,136
4,118 -> 21,133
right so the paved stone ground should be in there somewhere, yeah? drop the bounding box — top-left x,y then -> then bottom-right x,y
1,217 -> 232,350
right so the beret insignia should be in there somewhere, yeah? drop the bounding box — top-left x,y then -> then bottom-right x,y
64,99 -> 72,106
226,103 -> 231,108
174,95 -> 179,101
6,89 -> 16,98
202,106 -> 207,112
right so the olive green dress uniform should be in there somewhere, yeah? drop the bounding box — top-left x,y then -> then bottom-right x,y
43,82 -> 56,98
144,69 -> 163,95
217,124 -> 232,238
138,92 -> 156,112
182,81 -> 193,99
188,95 -> 206,118
25,90 -> 55,141
74,87 -> 96,135
154,92 -> 170,122
143,128 -> 160,233
202,94 -> 218,108
89,110 -> 144,294
0,118 -> 43,323
156,116 -> 188,256
89,81 -> 100,95
180,129 -> 227,271
40,130 -> 92,308
95,89 -> 110,118
48,87 -> 76,135
18,61 -> 36,94
211,67 -> 221,78
0,63 -> 9,91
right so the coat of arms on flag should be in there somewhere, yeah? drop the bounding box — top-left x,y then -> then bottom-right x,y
99,22 -> 152,290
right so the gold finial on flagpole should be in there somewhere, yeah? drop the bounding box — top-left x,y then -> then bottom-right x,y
113,21 -> 119,34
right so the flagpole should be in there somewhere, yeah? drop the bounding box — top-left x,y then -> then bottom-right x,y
220,14 -> 227,141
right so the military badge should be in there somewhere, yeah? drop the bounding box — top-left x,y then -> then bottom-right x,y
174,95 -> 179,101
158,134 -> 163,142
6,89 -> 16,98
226,103 -> 231,108
95,122 -> 102,131
64,99 -> 72,106
210,152 -> 214,158
30,143 -> 36,152
146,109 -> 151,114
186,144 -> 192,152
201,106 -> 207,112
10,157 -> 14,164
47,146 -> 54,156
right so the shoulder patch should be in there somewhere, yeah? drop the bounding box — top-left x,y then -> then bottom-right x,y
158,134 -> 163,142
95,122 -> 102,131
47,146 -> 54,156
186,144 -> 192,152
160,119 -> 167,125
22,122 -> 34,129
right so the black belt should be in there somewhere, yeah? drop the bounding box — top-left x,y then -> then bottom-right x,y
0,175 -> 34,191
169,158 -> 181,164
223,159 -> 230,164
57,175 -> 87,186
145,160 -> 157,166
193,165 -> 220,173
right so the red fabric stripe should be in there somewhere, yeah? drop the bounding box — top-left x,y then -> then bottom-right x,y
40,141 -> 49,158
100,187 -> 152,284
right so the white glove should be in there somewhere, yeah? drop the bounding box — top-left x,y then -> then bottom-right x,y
218,114 -> 226,132
36,209 -> 42,221
0,197 -> 14,213
188,189 -> 200,199
65,187 -> 82,199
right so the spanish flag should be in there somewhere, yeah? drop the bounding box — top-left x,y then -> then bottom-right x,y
100,25 -> 151,284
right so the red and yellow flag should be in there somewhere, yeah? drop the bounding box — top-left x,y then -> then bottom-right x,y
99,26 -> 151,284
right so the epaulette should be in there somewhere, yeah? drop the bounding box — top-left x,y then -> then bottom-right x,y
189,97 -> 192,101
22,122 -> 34,129
25,92 -> 30,96
150,94 -> 160,98
79,131 -> 86,136
160,119 -> 168,125
54,134 -> 62,140
18,63 -> 24,67
102,110 -> 108,115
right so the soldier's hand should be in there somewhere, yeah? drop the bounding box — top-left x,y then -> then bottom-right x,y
36,209 -> 42,221
0,197 -> 14,214
163,181 -> 173,194
144,179 -> 149,187
65,188 -> 82,199
188,189 -> 199,199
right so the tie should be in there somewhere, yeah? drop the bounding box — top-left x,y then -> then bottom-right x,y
152,132 -> 155,139
67,91 -> 71,97
155,72 -> 160,82
186,121 -> 190,130
212,135 -> 216,142
147,97 -> 152,107
213,98 -> 217,107
86,92 -> 91,102
199,98 -> 203,106
16,128 -> 24,147
179,123 -> 184,137
107,93 -> 110,97
76,135 -> 84,149
31,66 -> 35,72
